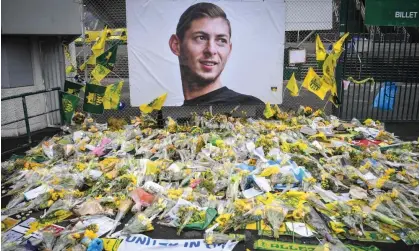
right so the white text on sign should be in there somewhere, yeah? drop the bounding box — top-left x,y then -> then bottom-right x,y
395,12 -> 418,19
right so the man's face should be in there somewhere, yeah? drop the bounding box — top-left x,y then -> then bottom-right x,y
175,17 -> 232,85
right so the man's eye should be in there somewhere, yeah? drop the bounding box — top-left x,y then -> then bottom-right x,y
197,36 -> 206,41
217,38 -> 227,44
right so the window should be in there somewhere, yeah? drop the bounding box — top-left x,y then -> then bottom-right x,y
1,36 -> 34,88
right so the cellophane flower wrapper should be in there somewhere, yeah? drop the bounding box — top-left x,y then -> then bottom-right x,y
130,188 -> 155,212
313,240 -> 350,251
305,206 -> 334,241
43,197 -> 78,218
226,174 -> 240,201
121,213 -> 154,235
52,233 -> 76,251
142,197 -> 167,218
204,231 -> 245,245
176,205 -> 197,235
41,230 -> 57,251
106,198 -> 133,237
264,203 -> 289,238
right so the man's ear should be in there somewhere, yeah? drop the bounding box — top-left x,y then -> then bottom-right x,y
169,34 -> 181,56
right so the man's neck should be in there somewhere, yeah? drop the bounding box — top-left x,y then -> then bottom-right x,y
183,80 -> 222,100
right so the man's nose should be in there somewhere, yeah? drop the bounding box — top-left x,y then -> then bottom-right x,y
204,40 -> 217,56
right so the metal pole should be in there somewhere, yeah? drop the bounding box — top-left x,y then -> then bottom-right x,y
296,30 -> 315,48
22,97 -> 32,144
80,1 -> 88,82
58,91 -> 64,125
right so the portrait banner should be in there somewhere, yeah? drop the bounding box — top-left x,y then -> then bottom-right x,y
126,0 -> 286,106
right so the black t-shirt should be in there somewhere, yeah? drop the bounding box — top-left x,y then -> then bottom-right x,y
183,87 -> 264,106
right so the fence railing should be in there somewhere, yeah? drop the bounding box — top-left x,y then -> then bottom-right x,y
1,87 -> 63,156
336,0 -> 419,122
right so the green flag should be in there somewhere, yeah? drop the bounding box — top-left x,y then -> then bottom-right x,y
61,92 -> 80,123
64,81 -> 84,96
96,44 -> 118,70
103,81 -> 124,110
83,83 -> 106,114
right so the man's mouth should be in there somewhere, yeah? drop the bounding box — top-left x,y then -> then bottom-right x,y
200,61 -> 218,66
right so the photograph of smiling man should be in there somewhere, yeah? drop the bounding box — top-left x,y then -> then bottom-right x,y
169,3 -> 263,106
126,0 -> 285,106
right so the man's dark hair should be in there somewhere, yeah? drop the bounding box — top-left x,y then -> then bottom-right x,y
176,2 -> 231,41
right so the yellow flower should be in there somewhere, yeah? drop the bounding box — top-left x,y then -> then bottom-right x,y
216,213 -> 232,227
292,206 -> 306,220
384,168 -> 396,176
27,221 -> 40,235
47,200 -> 54,207
84,229 -> 98,239
260,166 -> 280,177
167,189 -> 183,200
280,141 -> 290,153
73,233 -> 81,239
73,190 -> 85,198
79,143 -> 86,151
375,175 -> 389,189
303,177 -> 316,184
205,235 -> 214,245
363,118 -> 374,126
234,199 -> 252,212
330,222 -> 345,234
313,109 -> 322,117
87,224 -> 99,232
75,163 -> 87,172
254,209 -> 263,216
304,106 -> 313,115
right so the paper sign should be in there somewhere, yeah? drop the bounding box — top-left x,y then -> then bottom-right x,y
19,217 -> 37,228
118,234 -> 238,251
43,224 -> 65,235
242,188 -> 264,199
2,218 -> 36,244
74,216 -> 119,237
23,185 -> 49,200
3,230 -> 24,242
2,217 -> 20,232
289,49 -> 306,64
285,222 -> 314,237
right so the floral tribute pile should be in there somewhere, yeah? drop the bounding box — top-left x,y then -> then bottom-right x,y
1,106 -> 419,251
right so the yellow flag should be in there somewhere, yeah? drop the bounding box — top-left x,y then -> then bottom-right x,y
263,102 -> 274,119
316,35 -> 327,61
286,73 -> 299,96
65,65 -> 75,74
322,54 -> 335,85
79,61 -> 87,71
79,55 -> 97,71
103,81 -> 124,109
92,27 -> 109,56
91,64 -> 111,83
139,93 -> 168,113
333,32 -> 349,54
331,49 -> 343,67
302,68 -> 331,100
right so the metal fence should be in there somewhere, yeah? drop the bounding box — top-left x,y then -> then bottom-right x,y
336,0 -> 419,122
68,0 -> 341,124
1,88 -> 62,156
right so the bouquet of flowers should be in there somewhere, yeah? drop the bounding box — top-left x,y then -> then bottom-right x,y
204,231 -> 245,245
121,213 -> 154,235
264,203 -> 289,238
